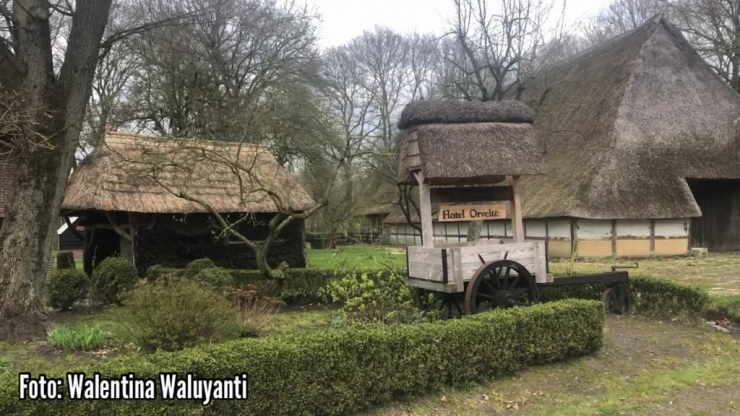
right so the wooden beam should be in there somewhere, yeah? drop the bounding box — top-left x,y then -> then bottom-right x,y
507,176 -> 524,242
64,216 -> 84,241
430,186 -> 513,204
104,212 -> 132,242
414,171 -> 435,248
611,219 -> 617,257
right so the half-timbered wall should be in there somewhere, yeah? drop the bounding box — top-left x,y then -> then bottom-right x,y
385,217 -> 691,258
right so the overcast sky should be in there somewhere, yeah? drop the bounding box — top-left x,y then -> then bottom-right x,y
310,0 -> 612,48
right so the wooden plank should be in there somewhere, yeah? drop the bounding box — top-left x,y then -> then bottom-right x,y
458,247 -> 534,264
415,171 -> 434,248
434,240 -> 504,248
451,248 -> 464,292
406,278 -> 458,293
408,261 -> 445,282
532,241 -> 548,283
457,241 -> 536,256
407,248 -> 445,263
430,186 -> 514,204
507,176 -> 524,242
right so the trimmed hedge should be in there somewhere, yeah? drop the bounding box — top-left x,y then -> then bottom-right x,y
47,269 -> 90,310
91,257 -> 138,305
0,300 -> 603,415
539,274 -> 709,316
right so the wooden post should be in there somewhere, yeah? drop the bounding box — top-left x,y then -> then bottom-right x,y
507,176 -> 524,242
414,171 -> 434,247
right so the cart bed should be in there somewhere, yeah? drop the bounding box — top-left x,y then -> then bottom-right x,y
406,240 -> 547,293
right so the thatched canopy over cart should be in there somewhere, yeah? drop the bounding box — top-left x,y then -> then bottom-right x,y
397,100 -> 632,315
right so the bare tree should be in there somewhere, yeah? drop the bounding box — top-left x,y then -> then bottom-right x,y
315,45 -> 377,246
0,0 -> 192,340
668,0 -> 740,92
442,0 -> 563,101
125,0 -> 320,150
583,0 -> 663,44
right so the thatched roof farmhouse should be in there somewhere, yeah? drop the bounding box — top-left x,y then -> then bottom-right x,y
512,14 -> 740,256
386,15 -> 740,256
62,131 -> 315,274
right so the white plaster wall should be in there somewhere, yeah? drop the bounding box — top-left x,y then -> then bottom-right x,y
655,219 -> 689,238
433,223 -> 446,235
616,220 -> 651,238
488,220 -> 507,237
525,220 -> 547,238
547,220 -> 571,239
577,219 -> 612,240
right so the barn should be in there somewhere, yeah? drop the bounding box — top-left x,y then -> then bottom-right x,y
515,14 -> 740,257
386,15 -> 740,258
61,131 -> 315,275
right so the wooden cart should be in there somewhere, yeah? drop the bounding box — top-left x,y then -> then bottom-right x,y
397,101 -> 632,315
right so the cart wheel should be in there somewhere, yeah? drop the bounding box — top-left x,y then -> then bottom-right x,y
601,286 -> 634,315
464,260 -> 539,315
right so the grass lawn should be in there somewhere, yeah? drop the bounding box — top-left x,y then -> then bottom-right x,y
307,244 -> 407,269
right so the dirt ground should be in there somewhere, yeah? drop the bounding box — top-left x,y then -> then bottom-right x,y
366,316 -> 740,416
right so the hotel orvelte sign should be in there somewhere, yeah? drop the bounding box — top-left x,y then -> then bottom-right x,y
437,203 -> 507,222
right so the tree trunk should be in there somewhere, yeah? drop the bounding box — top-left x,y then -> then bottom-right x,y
0,137 -> 75,339
0,0 -> 113,341
119,236 -> 134,264
467,220 -> 484,242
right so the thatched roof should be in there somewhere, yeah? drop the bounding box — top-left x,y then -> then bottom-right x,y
515,15 -> 740,219
397,118 -> 544,185
62,132 -> 315,214
397,100 -> 535,129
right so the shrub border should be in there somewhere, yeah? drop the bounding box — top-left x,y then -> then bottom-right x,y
0,299 -> 603,415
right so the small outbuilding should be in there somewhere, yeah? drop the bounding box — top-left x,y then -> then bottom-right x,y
61,131 -> 315,275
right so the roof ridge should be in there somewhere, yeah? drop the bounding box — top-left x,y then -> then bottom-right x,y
544,15 -> 661,74
104,131 -> 268,150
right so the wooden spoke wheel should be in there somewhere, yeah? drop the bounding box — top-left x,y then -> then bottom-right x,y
601,286 -> 634,315
464,260 -> 539,315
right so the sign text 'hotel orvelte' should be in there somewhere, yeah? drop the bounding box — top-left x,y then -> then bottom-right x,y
437,203 -> 507,222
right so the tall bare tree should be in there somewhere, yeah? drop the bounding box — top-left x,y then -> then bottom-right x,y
584,0 -> 663,44
668,0 -> 740,92
0,0 -> 190,340
443,0 -> 563,101
125,0 -> 320,151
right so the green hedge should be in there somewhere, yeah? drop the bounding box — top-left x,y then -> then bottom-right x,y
0,300 -> 603,415
539,274 -> 709,316
229,268 -> 403,304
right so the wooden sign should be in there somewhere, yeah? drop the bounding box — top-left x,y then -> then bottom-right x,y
438,203 -> 507,222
